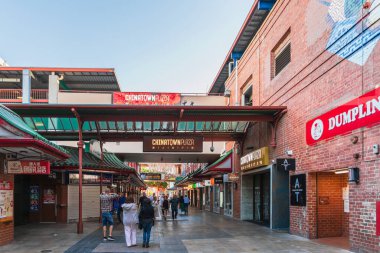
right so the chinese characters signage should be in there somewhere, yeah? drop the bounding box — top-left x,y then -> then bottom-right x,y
143,136 -> 203,152
290,174 -> 306,206
240,147 -> 270,171
113,92 -> 181,105
0,180 -> 13,222
306,87 -> 380,145
6,161 -> 50,174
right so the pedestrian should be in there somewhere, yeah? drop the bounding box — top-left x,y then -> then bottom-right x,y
139,198 -> 155,248
169,194 -> 179,219
117,192 -> 126,223
121,196 -> 138,247
100,188 -> 118,241
179,195 -> 184,215
139,192 -> 148,207
162,195 -> 169,220
183,195 -> 190,215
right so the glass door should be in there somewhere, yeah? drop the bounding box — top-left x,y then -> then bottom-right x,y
224,183 -> 233,216
253,172 -> 270,226
213,185 -> 220,213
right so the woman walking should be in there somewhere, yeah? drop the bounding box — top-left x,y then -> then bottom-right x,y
139,198 -> 155,248
121,196 -> 138,247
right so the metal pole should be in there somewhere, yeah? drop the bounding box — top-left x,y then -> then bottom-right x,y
72,108 -> 84,234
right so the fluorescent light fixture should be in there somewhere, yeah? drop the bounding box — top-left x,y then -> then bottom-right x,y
0,78 -> 21,83
335,169 -> 349,174
35,122 -> 44,127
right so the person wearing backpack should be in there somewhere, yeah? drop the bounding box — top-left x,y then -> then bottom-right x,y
139,198 -> 155,248
121,196 -> 138,247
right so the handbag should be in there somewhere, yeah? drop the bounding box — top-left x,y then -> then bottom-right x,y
138,222 -> 143,230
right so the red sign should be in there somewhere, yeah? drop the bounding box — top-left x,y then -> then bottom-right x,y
306,87 -> 380,145
113,92 -> 181,105
7,161 -> 50,174
0,180 -> 12,190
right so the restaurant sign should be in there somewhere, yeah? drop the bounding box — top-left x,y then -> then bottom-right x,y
113,92 -> 181,105
6,161 -> 50,175
143,136 -> 203,152
290,174 -> 306,206
307,87 -> 380,145
240,147 -> 270,171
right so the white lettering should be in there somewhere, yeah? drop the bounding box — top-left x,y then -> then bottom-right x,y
351,107 -> 359,121
328,117 -> 335,130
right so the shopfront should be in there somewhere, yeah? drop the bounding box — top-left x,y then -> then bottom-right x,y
223,173 -> 238,217
240,147 -> 290,229
212,177 -> 223,214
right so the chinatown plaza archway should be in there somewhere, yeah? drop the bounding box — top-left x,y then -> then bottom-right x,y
6,104 -> 286,233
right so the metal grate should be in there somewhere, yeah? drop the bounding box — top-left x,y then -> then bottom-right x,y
275,43 -> 291,76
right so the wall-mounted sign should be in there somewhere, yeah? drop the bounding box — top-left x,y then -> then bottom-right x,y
226,173 -> 239,182
143,136 -> 203,152
0,180 -> 13,222
68,173 -> 112,185
113,92 -> 181,105
204,180 -> 211,186
276,158 -> 296,171
306,87 -> 380,145
290,174 -> 306,206
240,147 -> 270,171
140,173 -> 162,181
30,186 -> 39,212
214,177 -> 223,184
6,161 -> 50,174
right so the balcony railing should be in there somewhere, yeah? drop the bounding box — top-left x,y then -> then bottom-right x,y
0,89 -> 48,103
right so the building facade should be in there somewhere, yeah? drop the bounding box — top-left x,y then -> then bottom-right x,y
209,0 -> 380,252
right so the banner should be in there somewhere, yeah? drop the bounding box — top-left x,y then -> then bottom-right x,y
306,87 -> 380,145
113,92 -> 181,105
240,147 -> 270,171
0,180 -> 13,222
143,136 -> 203,152
7,161 -> 50,175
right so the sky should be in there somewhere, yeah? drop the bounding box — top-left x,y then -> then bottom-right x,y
0,1 -> 252,93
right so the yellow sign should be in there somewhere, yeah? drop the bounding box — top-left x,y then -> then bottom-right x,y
240,147 -> 270,171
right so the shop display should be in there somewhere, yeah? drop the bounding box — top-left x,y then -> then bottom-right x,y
0,180 -> 13,222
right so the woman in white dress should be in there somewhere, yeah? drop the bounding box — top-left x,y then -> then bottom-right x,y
122,196 -> 139,247
152,195 -> 162,220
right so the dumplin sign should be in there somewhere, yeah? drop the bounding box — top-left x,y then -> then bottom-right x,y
306,87 -> 380,145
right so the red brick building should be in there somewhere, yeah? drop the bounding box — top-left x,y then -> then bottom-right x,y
209,0 -> 380,252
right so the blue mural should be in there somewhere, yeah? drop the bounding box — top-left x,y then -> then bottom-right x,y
321,0 -> 380,65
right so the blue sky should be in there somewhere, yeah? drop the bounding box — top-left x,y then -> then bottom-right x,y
0,1 -> 252,93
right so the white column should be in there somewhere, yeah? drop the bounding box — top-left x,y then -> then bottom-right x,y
48,74 -> 59,104
22,69 -> 31,103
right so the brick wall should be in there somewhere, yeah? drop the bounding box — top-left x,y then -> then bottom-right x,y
220,0 -> 380,250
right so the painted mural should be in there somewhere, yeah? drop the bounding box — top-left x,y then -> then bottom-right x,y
320,0 -> 380,65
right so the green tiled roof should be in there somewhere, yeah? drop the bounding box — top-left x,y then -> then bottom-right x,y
0,104 -> 68,154
53,146 -> 133,172
202,149 -> 233,172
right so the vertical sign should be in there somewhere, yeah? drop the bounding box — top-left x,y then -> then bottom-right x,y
0,180 -> 13,222
290,174 -> 306,206
30,186 -> 39,212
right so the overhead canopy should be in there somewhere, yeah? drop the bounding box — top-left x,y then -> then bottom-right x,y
0,67 -> 120,91
6,104 -> 286,142
201,149 -> 233,176
0,105 -> 69,161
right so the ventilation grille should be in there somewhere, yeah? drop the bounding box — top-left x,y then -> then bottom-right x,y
275,43 -> 291,76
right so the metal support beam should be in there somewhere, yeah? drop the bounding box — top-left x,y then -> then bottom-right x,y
270,109 -> 287,147
22,69 -> 31,103
72,108 -> 84,234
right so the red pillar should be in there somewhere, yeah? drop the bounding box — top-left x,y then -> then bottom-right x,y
77,140 -> 84,234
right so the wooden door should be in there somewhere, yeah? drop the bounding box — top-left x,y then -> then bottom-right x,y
40,185 -> 57,222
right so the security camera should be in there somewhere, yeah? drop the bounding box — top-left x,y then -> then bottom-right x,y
210,146 -> 215,152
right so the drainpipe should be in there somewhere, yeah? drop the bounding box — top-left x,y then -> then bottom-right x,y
235,60 -> 239,106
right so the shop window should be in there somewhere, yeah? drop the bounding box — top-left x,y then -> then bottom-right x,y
242,86 -> 252,106
271,29 -> 291,79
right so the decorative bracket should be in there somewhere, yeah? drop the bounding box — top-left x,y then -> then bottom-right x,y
270,109 -> 287,147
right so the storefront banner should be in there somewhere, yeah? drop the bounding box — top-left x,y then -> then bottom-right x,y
306,87 -> 380,145
204,180 -> 211,186
0,180 -> 13,222
143,136 -> 203,152
210,178 -> 215,186
7,161 -> 50,174
113,92 -> 181,105
214,177 -> 223,184
240,147 -> 270,171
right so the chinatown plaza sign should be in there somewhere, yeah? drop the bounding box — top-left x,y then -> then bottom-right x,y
113,92 -> 181,105
307,87 -> 380,145
240,147 -> 270,171
6,161 -> 50,174
143,136 -> 203,152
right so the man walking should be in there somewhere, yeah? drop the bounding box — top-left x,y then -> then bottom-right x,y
100,188 -> 118,241
183,195 -> 190,215
117,192 -> 126,223
169,195 -> 179,220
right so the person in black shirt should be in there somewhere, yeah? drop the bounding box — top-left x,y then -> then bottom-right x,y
139,192 -> 148,208
139,198 -> 155,248
162,195 -> 169,220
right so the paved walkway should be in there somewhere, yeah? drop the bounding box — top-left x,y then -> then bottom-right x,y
0,209 -> 352,253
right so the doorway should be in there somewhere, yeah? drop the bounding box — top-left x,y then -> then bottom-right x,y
253,172 -> 270,226
224,182 -> 233,216
213,185 -> 220,213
